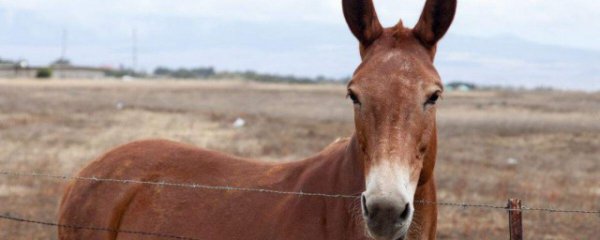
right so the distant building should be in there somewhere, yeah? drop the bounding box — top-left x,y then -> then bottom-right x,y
445,81 -> 476,92
0,59 -> 106,79
0,60 -> 37,78
50,62 -> 107,79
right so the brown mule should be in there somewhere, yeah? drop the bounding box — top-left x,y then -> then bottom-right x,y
58,1 -> 456,239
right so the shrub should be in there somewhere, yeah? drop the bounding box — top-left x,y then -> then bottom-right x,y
36,68 -> 52,78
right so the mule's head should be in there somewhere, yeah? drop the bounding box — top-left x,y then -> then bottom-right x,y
342,0 -> 456,239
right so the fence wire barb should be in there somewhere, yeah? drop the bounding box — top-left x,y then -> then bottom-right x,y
1,170 -> 599,215
0,213 -> 200,240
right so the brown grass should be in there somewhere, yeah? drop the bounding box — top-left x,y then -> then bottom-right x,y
0,79 -> 598,239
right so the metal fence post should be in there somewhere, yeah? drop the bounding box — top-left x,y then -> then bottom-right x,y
508,198 -> 523,240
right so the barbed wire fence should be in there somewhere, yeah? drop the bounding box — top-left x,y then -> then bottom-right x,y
0,214 -> 200,240
0,170 -> 598,239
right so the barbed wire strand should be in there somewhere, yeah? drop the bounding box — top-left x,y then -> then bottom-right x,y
415,200 -> 600,214
0,171 -> 359,199
1,171 -> 599,214
0,213 -> 200,240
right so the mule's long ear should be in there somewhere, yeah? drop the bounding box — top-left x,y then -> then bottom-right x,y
342,0 -> 383,47
413,0 -> 457,48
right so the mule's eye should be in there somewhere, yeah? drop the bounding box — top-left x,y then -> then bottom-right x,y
425,91 -> 441,105
347,90 -> 360,105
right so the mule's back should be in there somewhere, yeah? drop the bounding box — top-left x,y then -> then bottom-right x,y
59,139 -> 277,239
58,139 -> 362,240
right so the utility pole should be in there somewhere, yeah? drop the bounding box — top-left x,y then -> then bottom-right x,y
132,27 -> 138,72
61,29 -> 68,61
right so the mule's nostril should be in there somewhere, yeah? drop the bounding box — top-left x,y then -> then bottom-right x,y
399,203 -> 411,221
361,194 -> 369,216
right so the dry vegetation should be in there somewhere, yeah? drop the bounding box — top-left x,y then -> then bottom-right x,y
0,79 -> 598,239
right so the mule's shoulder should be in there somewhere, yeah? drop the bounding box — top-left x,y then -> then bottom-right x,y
104,138 -> 228,159
115,138 -> 198,151
303,137 -> 351,160
322,137 -> 351,152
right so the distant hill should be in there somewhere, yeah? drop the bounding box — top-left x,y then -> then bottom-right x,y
436,34 -> 600,91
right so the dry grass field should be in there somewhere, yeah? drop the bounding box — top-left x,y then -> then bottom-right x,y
0,79 -> 598,239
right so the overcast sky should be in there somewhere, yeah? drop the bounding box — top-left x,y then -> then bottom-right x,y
0,0 -> 599,88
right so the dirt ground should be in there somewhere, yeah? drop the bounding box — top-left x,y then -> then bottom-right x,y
0,79 -> 598,239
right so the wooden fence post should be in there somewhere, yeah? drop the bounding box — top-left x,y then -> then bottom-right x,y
508,198 -> 523,240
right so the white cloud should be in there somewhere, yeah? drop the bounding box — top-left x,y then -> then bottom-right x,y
1,0 -> 598,50
0,0 -> 340,24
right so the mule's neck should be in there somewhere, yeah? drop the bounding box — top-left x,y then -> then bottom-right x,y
331,135 -> 365,194
273,135 -> 367,239
294,135 -> 366,196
